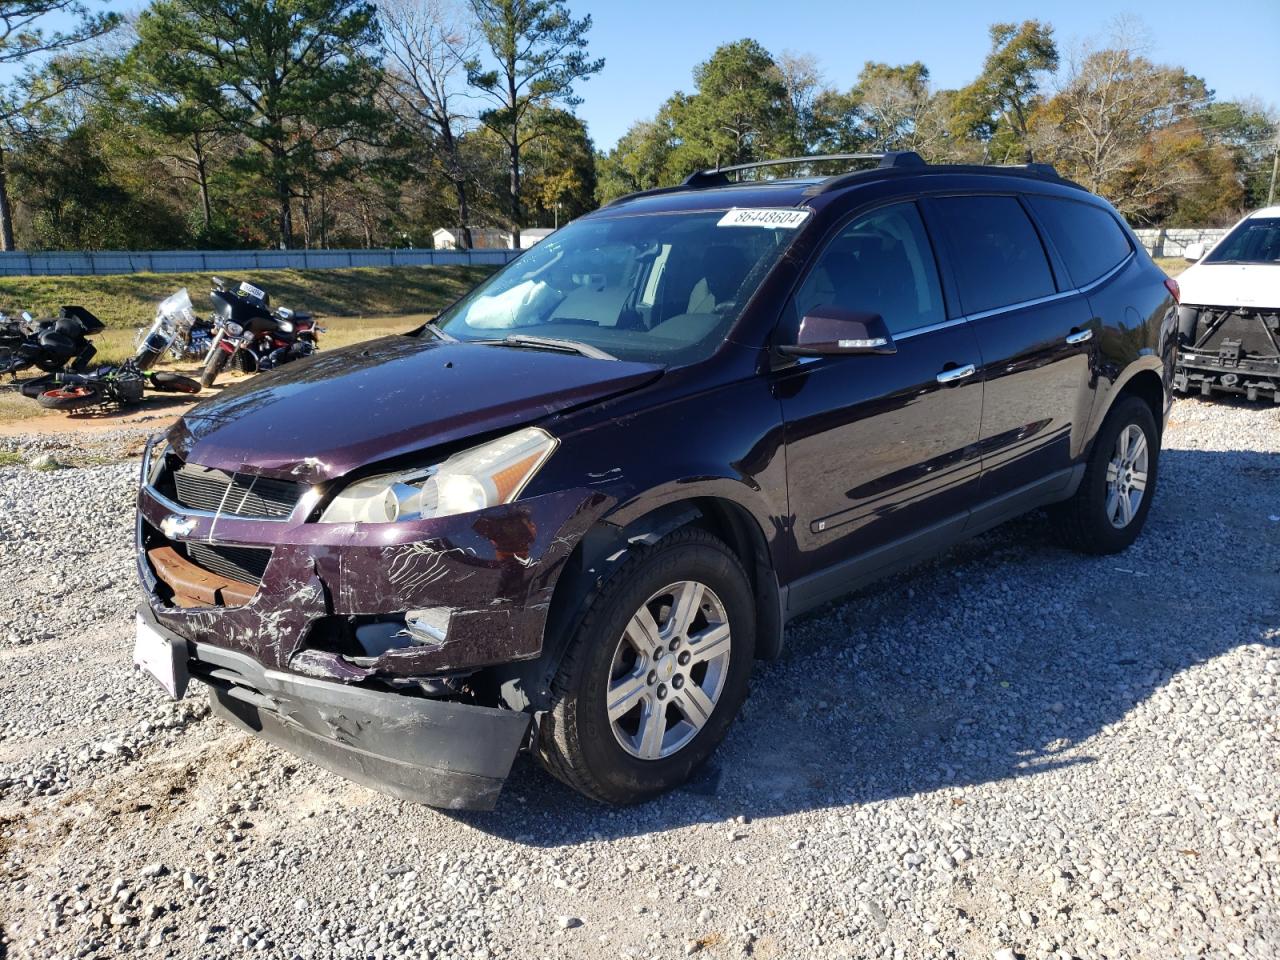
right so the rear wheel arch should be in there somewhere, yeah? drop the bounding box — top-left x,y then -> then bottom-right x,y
1114,368 -> 1164,432
1088,364 -> 1165,456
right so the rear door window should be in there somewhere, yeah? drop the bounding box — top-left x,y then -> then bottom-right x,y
1027,195 -> 1132,286
930,195 -> 1056,314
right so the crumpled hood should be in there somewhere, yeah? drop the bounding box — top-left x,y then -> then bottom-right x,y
1179,262 -> 1280,310
171,336 -> 663,482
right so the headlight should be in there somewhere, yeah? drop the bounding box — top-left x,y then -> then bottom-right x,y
224,321 -> 244,336
319,427 -> 558,524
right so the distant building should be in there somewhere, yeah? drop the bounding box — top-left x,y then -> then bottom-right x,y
431,226 -> 555,250
519,228 -> 555,249
431,227 -> 512,250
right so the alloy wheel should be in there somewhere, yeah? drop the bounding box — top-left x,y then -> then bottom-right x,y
1104,423 -> 1149,528
606,580 -> 732,760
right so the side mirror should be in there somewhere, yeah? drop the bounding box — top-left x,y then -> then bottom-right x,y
779,306 -> 897,357
1183,243 -> 1205,262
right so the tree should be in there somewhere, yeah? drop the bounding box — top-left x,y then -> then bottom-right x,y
519,107 -> 594,224
669,39 -> 797,171
953,20 -> 1058,161
0,0 -> 120,249
775,50 -> 823,150
466,0 -> 602,246
1030,40 -> 1220,222
594,113 -> 678,204
133,0 -> 385,249
381,0 -> 480,247
115,46 -> 235,240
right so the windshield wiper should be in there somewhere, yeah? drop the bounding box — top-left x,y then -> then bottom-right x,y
496,334 -> 617,361
422,319 -> 456,342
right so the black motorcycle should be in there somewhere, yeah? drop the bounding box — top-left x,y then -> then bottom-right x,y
1,306 -> 104,381
36,358 -> 201,412
199,278 -> 321,388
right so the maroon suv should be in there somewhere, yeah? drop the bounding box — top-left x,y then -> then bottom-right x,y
133,153 -> 1177,809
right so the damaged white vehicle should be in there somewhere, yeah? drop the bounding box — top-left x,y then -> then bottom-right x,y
1175,207 -> 1280,402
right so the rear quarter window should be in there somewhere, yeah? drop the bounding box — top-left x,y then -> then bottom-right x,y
929,195 -> 1056,315
1027,195 -> 1132,286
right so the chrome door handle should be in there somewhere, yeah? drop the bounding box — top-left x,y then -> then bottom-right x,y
936,363 -> 976,385
1066,329 -> 1094,344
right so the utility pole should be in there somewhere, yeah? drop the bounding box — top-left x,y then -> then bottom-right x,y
1269,138 -> 1278,206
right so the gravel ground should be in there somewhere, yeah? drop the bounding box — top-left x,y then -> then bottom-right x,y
1,397 -> 1277,960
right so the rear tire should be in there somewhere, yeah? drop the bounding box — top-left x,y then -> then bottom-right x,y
536,529 -> 755,805
1050,395 -> 1159,554
200,349 -> 229,388
37,383 -> 103,410
149,371 -> 201,394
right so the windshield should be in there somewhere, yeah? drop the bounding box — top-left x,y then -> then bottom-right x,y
434,209 -> 808,364
1204,217 -> 1280,264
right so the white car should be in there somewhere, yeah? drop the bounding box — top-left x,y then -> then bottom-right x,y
1174,206 -> 1280,401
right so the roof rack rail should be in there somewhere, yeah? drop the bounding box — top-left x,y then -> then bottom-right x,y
682,152 -> 924,188
805,156 -> 1068,196
605,153 -> 1075,207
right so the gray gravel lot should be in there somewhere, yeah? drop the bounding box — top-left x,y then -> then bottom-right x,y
1,399 -> 1277,960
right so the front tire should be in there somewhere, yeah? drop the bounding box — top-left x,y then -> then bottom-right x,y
134,346 -> 162,371
536,529 -> 755,804
200,348 -> 229,388
1050,395 -> 1159,554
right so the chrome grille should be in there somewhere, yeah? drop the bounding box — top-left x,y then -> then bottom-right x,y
172,462 -> 300,519
185,542 -> 271,584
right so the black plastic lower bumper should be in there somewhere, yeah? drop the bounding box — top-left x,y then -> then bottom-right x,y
138,605 -> 531,810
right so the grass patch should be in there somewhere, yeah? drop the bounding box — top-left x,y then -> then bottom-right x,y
1154,256 -> 1189,277
0,450 -> 23,466
0,264 -> 497,330
0,389 -> 49,423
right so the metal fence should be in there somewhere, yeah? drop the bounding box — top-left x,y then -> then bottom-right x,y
0,247 -> 522,277
0,228 -> 1235,276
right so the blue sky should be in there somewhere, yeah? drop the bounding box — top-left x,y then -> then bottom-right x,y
571,0 -> 1280,149
6,0 -> 1278,151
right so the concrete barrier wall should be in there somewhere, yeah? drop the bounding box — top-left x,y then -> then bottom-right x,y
0,247 -> 522,277
1132,228 -> 1228,258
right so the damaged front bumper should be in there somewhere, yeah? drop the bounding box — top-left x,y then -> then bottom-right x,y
1174,304 -> 1280,402
134,442 -> 615,808
137,604 -> 531,809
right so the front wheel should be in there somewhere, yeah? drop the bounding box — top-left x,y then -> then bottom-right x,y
134,346 -> 162,371
38,382 -> 103,410
1050,395 -> 1160,554
200,348 -> 229,388
536,529 -> 755,804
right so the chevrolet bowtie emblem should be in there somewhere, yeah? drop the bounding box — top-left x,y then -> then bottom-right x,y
160,514 -> 198,539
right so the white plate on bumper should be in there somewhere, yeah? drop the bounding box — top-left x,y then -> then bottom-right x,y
134,613 -> 189,699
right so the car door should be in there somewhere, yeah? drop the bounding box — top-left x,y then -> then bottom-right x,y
923,193 -> 1095,506
773,200 -> 984,607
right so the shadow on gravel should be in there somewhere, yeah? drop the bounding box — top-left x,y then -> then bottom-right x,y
450,446 -> 1279,845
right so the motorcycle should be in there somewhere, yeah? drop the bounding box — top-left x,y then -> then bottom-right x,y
199,278 -> 321,388
133,288 -> 215,369
1,305 -> 104,382
35,358 -> 201,412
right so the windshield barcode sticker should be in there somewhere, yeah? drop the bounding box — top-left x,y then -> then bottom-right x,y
718,208 -> 811,229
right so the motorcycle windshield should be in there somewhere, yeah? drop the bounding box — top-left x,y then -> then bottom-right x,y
158,289 -> 195,329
